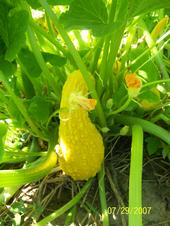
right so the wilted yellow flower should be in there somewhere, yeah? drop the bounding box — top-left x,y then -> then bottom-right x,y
125,73 -> 142,97
70,92 -> 97,111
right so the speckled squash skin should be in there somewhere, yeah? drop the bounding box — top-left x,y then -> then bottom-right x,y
58,70 -> 104,180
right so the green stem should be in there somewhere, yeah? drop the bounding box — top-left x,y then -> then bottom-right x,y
107,26 -> 125,78
45,12 -> 56,40
27,26 -> 49,75
31,21 -> 67,55
90,38 -> 104,74
107,0 -> 128,77
129,125 -> 143,226
121,24 -> 137,70
99,1 -> 119,90
108,0 -> 117,22
0,151 -> 57,187
64,206 -> 77,226
100,36 -> 111,87
115,114 -> 170,145
98,163 -> 109,226
74,30 -> 86,49
140,20 -> 170,89
35,179 -> 93,226
142,78 -> 170,88
108,96 -> 132,115
0,71 -> 46,140
27,25 -> 57,93
130,37 -> 170,71
38,0 -> 106,127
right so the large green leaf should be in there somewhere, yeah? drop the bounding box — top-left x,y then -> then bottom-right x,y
28,96 -> 52,124
42,52 -> 67,66
59,0 -> 117,36
7,99 -> 26,128
0,59 -> 16,78
128,0 -> 170,17
146,136 -> 161,155
21,73 -> 35,98
18,48 -> 42,78
5,10 -> 29,62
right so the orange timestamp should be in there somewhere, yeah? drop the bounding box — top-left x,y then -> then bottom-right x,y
108,206 -> 152,215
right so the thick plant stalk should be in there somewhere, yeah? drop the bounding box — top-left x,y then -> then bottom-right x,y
0,151 -> 57,187
115,114 -> 170,145
129,125 -> 143,226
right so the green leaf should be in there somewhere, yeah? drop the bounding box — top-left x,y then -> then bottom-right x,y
18,48 -> 42,78
146,136 -> 161,155
7,99 -> 26,128
138,88 -> 160,103
128,0 -> 170,17
42,52 -> 67,66
28,96 -> 52,123
21,73 -> 35,98
0,59 -> 16,78
59,0 -> 117,36
0,121 -> 8,138
5,10 -> 29,62
162,145 -> 170,160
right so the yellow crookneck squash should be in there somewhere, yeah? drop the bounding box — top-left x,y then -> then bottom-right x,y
58,70 -> 104,180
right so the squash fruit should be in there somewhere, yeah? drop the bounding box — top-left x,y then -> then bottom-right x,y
58,70 -> 104,180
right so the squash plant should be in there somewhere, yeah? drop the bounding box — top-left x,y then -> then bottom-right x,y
0,0 -> 170,225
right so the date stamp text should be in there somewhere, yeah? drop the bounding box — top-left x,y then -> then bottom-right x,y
108,207 -> 152,215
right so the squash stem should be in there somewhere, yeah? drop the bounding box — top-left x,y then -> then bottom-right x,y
115,114 -> 170,145
129,125 -> 143,226
108,96 -> 132,115
142,78 -> 170,88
